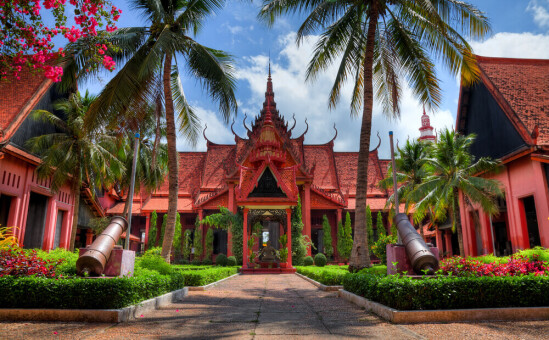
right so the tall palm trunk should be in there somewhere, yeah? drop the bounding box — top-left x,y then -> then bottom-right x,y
453,189 -> 465,256
151,95 -> 162,170
160,53 -> 179,262
349,3 -> 378,272
69,169 -> 81,251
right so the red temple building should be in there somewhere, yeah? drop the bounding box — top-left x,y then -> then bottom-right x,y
455,56 -> 549,257
0,68 -> 104,250
110,70 -> 393,263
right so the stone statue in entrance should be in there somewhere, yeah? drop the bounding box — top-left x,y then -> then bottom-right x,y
258,241 -> 277,262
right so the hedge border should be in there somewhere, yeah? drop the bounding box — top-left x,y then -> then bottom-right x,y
295,273 -> 342,291
339,289 -> 549,323
0,287 -> 188,323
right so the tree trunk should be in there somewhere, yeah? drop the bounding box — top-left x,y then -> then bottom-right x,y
453,189 -> 465,256
160,53 -> 179,263
151,95 -> 162,171
69,185 -> 81,252
349,3 -> 378,272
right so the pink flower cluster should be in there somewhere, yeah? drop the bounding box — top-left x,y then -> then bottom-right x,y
0,248 -> 61,278
0,0 -> 122,81
440,255 -> 548,277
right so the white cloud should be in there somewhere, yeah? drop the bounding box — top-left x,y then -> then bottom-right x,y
234,32 -> 452,158
176,106 -> 234,152
527,0 -> 549,29
471,32 -> 549,58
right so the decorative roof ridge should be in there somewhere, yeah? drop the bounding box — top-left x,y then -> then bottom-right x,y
475,54 -> 549,66
310,184 -> 345,206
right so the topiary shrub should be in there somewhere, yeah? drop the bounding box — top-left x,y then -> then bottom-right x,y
227,256 -> 237,266
136,253 -> 173,275
215,254 -> 228,266
303,256 -> 314,266
314,253 -> 327,267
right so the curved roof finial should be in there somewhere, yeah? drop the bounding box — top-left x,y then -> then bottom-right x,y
298,118 -> 309,139
370,131 -> 381,152
203,124 -> 211,144
329,123 -> 338,143
243,113 -> 251,134
231,119 -> 244,140
288,113 -> 297,134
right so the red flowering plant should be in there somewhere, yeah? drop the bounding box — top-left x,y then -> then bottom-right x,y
440,254 -> 548,277
0,247 -> 61,278
0,0 -> 122,82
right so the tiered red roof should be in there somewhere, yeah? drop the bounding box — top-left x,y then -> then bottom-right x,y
475,56 -> 549,146
125,70 -> 391,213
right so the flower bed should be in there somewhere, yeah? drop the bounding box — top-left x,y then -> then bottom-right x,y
440,255 -> 548,277
343,273 -> 549,310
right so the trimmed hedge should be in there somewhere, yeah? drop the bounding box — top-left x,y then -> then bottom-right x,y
297,265 -> 386,286
178,267 -> 238,286
0,267 -> 238,309
343,273 -> 549,310
0,271 -> 184,309
314,253 -> 327,267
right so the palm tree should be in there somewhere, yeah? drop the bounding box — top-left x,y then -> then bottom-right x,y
259,0 -> 490,271
67,0 -> 237,261
27,91 -> 123,251
410,129 -> 502,256
115,111 -> 169,217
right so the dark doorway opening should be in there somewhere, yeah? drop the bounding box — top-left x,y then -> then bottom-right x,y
53,210 -> 64,249
493,221 -> 511,256
451,231 -> 460,256
0,194 -> 13,228
312,228 -> 324,255
213,228 -> 228,255
23,192 -> 49,249
522,196 -> 541,247
260,221 -> 280,250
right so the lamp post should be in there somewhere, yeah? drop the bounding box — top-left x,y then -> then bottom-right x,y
125,132 -> 140,250
389,131 -> 402,244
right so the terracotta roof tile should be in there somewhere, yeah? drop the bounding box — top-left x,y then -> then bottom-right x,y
201,144 -> 235,189
156,153 -> 206,194
303,145 -> 338,189
334,152 -> 388,196
0,67 -> 52,142
477,56 -> 549,145
141,197 -> 193,212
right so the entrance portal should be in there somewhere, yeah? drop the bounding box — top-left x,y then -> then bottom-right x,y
23,192 -> 48,249
260,221 -> 279,250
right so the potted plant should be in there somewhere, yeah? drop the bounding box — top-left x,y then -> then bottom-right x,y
278,234 -> 288,268
247,235 -> 256,268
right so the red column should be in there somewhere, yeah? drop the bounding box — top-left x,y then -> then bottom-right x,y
303,183 -> 312,256
42,197 -> 57,250
445,230 -> 453,257
144,213 -> 151,250
198,209 -> 204,260
286,208 -> 292,267
227,184 -> 235,256
435,227 -> 443,257
243,208 -> 249,267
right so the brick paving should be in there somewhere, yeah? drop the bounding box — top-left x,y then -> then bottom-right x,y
2,274 -> 549,339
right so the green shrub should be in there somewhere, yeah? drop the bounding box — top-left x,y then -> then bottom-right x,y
321,215 -> 333,259
357,265 -> 387,276
303,256 -> 314,266
136,253 -> 173,275
515,247 -> 549,262
0,273 -> 186,309
215,254 -> 228,266
296,266 -> 347,285
202,259 -> 213,265
191,259 -> 201,266
36,248 -> 79,276
227,256 -> 237,266
343,274 -> 549,310
371,234 -> 397,265
143,247 -> 162,257
178,267 -> 238,286
314,253 -> 327,267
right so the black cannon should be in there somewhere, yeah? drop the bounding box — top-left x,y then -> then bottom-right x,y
394,213 -> 438,274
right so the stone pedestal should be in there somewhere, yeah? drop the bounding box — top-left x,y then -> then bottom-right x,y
386,244 -> 439,275
79,246 -> 135,277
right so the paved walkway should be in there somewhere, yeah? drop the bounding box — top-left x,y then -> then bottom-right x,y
2,274 -> 549,339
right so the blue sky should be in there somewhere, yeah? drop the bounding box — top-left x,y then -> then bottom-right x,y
82,0 -> 549,158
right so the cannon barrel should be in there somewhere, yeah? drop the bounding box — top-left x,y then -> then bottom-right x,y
76,216 -> 128,276
394,213 -> 438,274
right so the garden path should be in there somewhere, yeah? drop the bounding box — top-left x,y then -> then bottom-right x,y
2,274 -> 549,339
